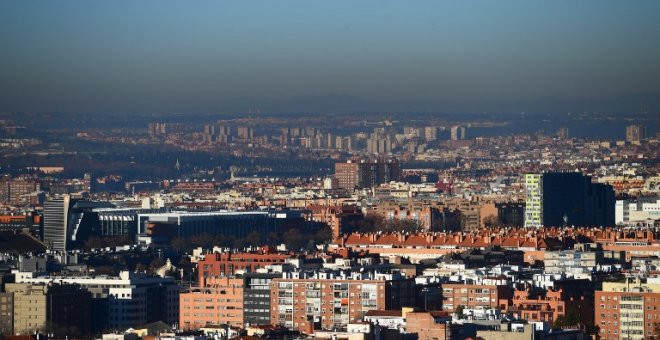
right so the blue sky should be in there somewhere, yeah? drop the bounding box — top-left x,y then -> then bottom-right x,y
1,1 -> 659,114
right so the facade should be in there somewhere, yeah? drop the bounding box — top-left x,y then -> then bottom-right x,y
524,174 -> 543,227
307,205 -> 363,239
334,158 -> 401,190
441,283 -> 512,312
334,162 -> 359,190
496,202 -> 525,227
15,271 -> 179,331
507,286 -> 593,327
615,197 -> 660,226
595,278 -> 660,340
524,172 -> 615,228
243,273 -> 280,326
43,196 -> 115,251
543,250 -> 603,274
424,127 -> 438,141
0,292 -> 13,334
137,210 -> 308,244
404,311 -> 459,340
179,278 -> 244,330
197,251 -> 292,286
42,196 -> 70,251
625,124 -> 646,142
270,271 -> 415,333
450,126 -> 466,140
0,178 -> 40,205
367,201 -> 440,231
4,283 -> 91,337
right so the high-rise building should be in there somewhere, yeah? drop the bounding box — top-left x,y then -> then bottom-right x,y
450,126 -> 466,140
625,124 -> 646,142
424,127 -> 438,141
335,159 -> 401,190
524,174 -> 543,227
43,195 -> 70,251
334,162 -> 359,190
556,127 -> 569,139
524,172 -> 615,227
237,126 -> 254,140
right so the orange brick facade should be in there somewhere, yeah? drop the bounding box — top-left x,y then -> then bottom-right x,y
269,277 -> 415,334
179,278 -> 244,330
441,283 -> 512,312
198,251 -> 291,286
595,290 -> 660,340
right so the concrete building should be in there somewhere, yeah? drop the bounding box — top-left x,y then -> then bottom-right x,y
243,273 -> 280,326
615,197 -> 660,226
543,250 -> 603,274
14,271 -> 179,331
423,127 -> 438,141
4,283 -> 91,337
524,172 -> 615,228
524,174 -> 543,227
507,285 -> 593,328
334,159 -> 401,190
137,210 -> 308,245
625,124 -> 646,142
450,126 -> 466,141
42,196 -> 115,251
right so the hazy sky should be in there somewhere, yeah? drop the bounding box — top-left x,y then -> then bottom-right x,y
1,1 -> 659,114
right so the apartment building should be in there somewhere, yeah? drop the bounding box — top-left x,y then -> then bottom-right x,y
180,277 -> 244,330
441,283 -> 512,312
595,278 -> 660,340
270,270 -> 415,334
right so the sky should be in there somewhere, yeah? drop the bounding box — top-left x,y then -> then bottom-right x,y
1,1 -> 659,114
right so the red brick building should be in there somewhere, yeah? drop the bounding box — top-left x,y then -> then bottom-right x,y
441,283 -> 512,312
198,250 -> 293,286
595,278 -> 660,340
270,272 -> 415,334
507,286 -> 593,327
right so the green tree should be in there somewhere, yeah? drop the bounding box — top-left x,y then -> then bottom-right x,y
454,305 -> 465,318
245,231 -> 263,247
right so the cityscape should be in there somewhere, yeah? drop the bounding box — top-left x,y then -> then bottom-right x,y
0,2 -> 659,340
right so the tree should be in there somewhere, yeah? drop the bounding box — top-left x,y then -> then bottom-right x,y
553,315 -> 567,328
454,305 -> 465,318
383,218 -> 424,232
314,225 -> 333,244
245,231 -> 263,247
134,262 -> 146,272
147,258 -> 164,275
350,214 -> 384,233
482,214 -> 501,228
170,237 -> 189,253
282,228 -> 305,251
